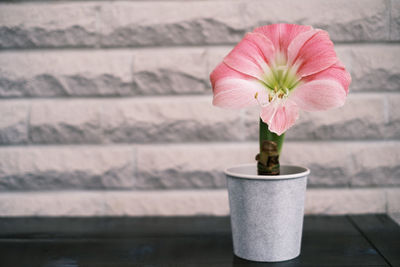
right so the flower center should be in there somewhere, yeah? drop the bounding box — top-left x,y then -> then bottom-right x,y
257,53 -> 301,104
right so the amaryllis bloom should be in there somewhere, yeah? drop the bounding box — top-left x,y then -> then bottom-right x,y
210,24 -> 351,135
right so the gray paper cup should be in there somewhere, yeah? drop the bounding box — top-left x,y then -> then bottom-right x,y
225,164 -> 309,262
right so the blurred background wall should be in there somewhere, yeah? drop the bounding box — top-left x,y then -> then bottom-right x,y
0,0 -> 399,216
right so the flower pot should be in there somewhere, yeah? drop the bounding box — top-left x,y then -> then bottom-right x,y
225,164 -> 310,262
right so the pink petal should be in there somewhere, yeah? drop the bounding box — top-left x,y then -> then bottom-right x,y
246,32 -> 276,63
260,99 -> 299,136
213,78 -> 266,109
223,33 -> 274,80
210,62 -> 249,89
260,103 -> 277,124
254,24 -> 313,54
289,30 -> 338,77
302,60 -> 351,95
287,29 -> 319,65
290,79 -> 347,111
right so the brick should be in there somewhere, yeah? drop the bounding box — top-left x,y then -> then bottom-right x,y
99,0 -> 389,48
391,0 -> 400,40
285,142 -> 400,187
350,142 -> 400,186
387,189 -> 400,213
242,0 -> 389,42
0,101 -> 29,144
387,94 -> 400,139
0,3 -> 98,48
0,188 -> 395,216
136,144 -> 256,189
0,49 -> 209,97
98,1 -> 244,47
30,100 -> 102,144
0,146 -> 135,191
282,143 -> 352,187
206,47 -> 231,76
290,95 -> 386,140
0,0 -> 390,50
136,142 -> 400,189
0,190 -> 229,217
349,45 -> 400,91
305,189 -> 386,215
100,97 -> 242,143
1,45 -> 397,98
0,191 -> 106,216
0,51 -> 133,97
104,190 -> 229,216
132,48 -> 209,95
26,94 -> 392,145
28,97 -> 241,144
244,94 -> 387,140
334,47 -> 353,76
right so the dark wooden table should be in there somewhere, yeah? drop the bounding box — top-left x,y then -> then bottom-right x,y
0,215 -> 399,267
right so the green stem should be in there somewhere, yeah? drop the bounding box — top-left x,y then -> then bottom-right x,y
259,118 -> 285,154
257,118 -> 285,175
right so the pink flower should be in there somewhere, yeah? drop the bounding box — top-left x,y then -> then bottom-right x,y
210,24 -> 351,135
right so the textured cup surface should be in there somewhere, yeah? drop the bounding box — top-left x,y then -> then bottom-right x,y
225,164 -> 309,262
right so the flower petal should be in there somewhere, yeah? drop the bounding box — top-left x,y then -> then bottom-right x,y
254,24 -> 313,54
213,78 -> 266,109
288,30 -> 338,77
260,99 -> 299,136
260,102 -> 277,124
247,32 -> 276,64
210,62 -> 249,89
223,33 -> 274,80
302,60 -> 351,95
287,29 -> 319,64
290,79 -> 347,111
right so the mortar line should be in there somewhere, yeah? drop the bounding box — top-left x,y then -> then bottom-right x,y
0,42 -> 400,53
0,91 -> 399,102
2,139 -> 400,149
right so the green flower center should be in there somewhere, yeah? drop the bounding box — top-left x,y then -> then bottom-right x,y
258,53 -> 301,102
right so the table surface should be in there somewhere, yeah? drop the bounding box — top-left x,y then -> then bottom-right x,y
0,214 -> 399,267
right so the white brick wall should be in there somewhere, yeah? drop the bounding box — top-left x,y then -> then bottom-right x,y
0,0 -> 399,216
